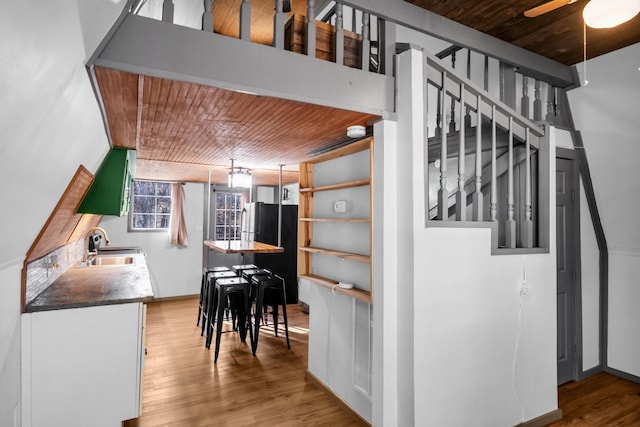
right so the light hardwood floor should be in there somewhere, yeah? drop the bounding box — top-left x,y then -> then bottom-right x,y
549,372 -> 640,426
127,297 -> 366,426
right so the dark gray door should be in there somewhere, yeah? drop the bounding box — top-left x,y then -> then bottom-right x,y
556,156 -> 580,385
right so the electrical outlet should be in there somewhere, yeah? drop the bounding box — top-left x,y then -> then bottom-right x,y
521,280 -> 532,296
333,200 -> 347,214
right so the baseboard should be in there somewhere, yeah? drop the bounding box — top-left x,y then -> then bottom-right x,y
150,294 -> 198,303
305,370 -> 370,427
515,409 -> 562,427
579,365 -> 602,381
604,366 -> 640,385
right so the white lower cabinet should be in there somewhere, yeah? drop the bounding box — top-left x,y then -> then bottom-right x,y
21,303 -> 145,427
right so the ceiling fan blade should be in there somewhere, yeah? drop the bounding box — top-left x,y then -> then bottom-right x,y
524,0 -> 572,17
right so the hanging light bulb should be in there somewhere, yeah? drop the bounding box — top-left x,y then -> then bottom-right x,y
583,0 -> 640,29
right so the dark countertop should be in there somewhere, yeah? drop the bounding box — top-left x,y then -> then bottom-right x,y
25,253 -> 154,313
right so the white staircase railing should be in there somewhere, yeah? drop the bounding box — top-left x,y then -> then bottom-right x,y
424,51 -> 549,251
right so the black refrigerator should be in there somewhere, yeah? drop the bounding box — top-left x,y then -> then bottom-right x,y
244,202 -> 298,303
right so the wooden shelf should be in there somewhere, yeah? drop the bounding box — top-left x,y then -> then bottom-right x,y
299,178 -> 370,193
299,217 -> 370,223
298,274 -> 372,303
298,246 -> 370,263
298,136 -> 374,303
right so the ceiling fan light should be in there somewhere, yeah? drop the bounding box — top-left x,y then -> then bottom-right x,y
583,0 -> 640,28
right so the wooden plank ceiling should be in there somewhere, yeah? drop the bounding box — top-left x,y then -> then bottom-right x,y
405,0 -> 640,66
95,66 -> 378,186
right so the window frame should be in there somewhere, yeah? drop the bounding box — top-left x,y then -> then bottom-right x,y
213,191 -> 244,241
128,180 -> 173,232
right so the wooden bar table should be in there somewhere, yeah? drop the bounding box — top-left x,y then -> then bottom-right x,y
204,240 -> 284,254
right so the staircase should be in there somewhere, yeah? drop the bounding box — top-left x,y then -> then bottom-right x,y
422,49 -> 551,252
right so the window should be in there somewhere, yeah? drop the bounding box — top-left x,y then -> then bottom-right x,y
214,192 -> 243,240
130,181 -> 172,230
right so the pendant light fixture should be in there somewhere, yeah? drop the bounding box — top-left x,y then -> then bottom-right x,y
583,0 -> 640,28
228,159 -> 252,188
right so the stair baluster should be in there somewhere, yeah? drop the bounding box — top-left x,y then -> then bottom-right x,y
465,50 -> 472,128
490,105 -> 497,222
521,76 -> 530,119
522,128 -> 534,248
456,84 -> 466,221
472,94 -> 483,221
505,117 -> 516,248
273,0 -> 287,49
202,0 -> 213,32
533,80 -> 542,121
435,86 -> 442,137
437,72 -> 449,221
162,0 -> 174,23
306,0 -> 316,57
335,3 -> 344,66
361,12 -> 370,71
449,51 -> 457,134
240,0 -> 251,40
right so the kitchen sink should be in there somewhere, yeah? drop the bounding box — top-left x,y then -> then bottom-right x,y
94,256 -> 134,266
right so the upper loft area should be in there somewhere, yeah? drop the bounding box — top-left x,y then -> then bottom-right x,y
88,0 -> 579,186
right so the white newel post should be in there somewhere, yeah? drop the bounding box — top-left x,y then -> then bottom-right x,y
505,117 -> 516,248
522,128 -> 534,248
437,72 -> 448,221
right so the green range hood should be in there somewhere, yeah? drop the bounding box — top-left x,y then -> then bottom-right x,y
78,148 -> 136,216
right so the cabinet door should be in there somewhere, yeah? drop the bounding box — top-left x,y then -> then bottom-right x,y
23,303 -> 142,427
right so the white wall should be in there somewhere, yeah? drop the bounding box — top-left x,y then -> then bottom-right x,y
393,47 -> 558,426
100,183 -> 205,298
568,42 -> 640,378
0,262 -> 22,426
0,1 -> 124,425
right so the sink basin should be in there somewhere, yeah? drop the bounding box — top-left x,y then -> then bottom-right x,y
94,256 -> 134,266
97,246 -> 143,254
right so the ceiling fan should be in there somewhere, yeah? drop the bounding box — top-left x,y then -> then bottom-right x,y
524,0 -> 578,17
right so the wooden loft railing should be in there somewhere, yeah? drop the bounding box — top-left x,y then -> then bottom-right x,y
423,50 -> 550,253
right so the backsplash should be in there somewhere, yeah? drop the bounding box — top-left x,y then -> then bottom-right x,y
25,239 -> 85,305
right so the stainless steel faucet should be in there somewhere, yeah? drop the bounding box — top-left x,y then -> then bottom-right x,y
83,227 -> 111,264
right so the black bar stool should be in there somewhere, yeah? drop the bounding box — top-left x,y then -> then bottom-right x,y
241,268 -> 272,301
197,266 -> 231,327
232,263 -> 257,278
201,270 -> 237,337
251,274 -> 290,355
208,276 -> 253,363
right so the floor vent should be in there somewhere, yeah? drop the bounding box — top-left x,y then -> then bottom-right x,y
353,299 -> 372,398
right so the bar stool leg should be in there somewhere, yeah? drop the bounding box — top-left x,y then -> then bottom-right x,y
252,285 -> 265,355
279,280 -> 291,349
205,283 -> 219,348
197,272 -> 206,327
214,286 -> 226,363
